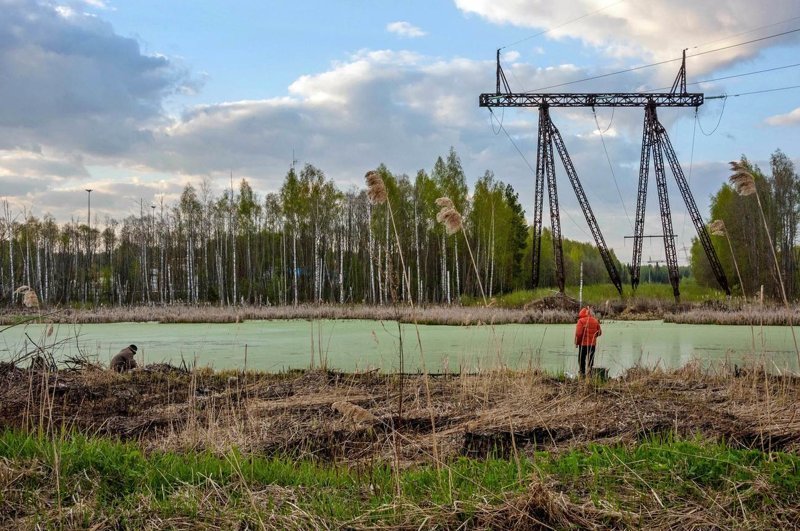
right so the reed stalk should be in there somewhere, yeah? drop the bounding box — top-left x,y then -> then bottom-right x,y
366,170 -> 440,468
729,161 -> 800,370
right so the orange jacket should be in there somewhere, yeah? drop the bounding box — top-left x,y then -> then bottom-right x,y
575,308 -> 602,346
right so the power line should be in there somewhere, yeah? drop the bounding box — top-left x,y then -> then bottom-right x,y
691,27 -> 800,58
527,27 -> 800,92
696,96 -> 727,136
592,108 -> 633,230
645,62 -> 800,92
488,109 -> 592,239
499,0 -> 626,50
707,84 -> 800,99
690,15 -> 800,51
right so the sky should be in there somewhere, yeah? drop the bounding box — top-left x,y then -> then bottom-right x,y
1,0 -> 799,264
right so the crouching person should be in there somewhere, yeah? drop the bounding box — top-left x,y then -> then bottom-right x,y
110,344 -> 138,372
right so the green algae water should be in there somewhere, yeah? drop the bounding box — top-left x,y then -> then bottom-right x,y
1,320 -> 797,376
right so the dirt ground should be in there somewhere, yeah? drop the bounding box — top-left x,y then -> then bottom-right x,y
1,362 -> 798,463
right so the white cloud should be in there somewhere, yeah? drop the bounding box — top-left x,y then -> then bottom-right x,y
765,107 -> 800,127
454,0 -> 800,74
386,21 -> 427,38
81,0 -> 109,8
0,0 -> 793,254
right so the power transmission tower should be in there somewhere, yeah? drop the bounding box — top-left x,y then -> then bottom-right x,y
479,50 -> 730,301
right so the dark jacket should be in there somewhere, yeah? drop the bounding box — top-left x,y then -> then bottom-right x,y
110,346 -> 138,372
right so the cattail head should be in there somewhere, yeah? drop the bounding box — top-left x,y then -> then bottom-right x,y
365,170 -> 387,204
435,196 -> 463,235
708,219 -> 727,236
729,161 -> 757,196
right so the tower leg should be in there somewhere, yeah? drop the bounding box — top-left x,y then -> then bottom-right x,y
531,107 -> 547,289
649,106 -> 680,302
655,118 -> 731,295
631,109 -> 652,290
549,119 -> 623,296
542,108 -> 565,293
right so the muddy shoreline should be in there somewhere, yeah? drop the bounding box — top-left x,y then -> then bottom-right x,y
2,362 -> 798,464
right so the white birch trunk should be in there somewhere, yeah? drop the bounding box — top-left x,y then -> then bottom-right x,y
489,201 -> 495,297
339,231 -> 344,303
292,226 -> 298,306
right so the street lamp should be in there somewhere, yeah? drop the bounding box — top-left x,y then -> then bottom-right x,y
85,188 -> 92,304
151,203 -> 156,295
85,188 -> 92,251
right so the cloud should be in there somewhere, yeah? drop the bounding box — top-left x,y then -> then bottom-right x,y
0,0 -> 196,156
0,0 -> 789,258
765,107 -> 800,127
454,0 -> 800,75
386,21 -> 427,38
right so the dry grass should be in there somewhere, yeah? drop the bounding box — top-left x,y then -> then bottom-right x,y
1,361 -> 799,529
665,306 -> 800,325
2,361 -> 799,462
0,304 -> 578,326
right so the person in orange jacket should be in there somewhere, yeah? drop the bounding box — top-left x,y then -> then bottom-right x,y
575,307 -> 601,377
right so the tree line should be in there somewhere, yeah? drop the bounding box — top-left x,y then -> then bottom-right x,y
0,148 -> 635,307
691,149 -> 799,300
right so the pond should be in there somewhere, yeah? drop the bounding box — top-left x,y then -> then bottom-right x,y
1,319 -> 797,376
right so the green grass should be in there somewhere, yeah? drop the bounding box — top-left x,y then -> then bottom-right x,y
464,279 -> 726,308
1,430 -> 798,528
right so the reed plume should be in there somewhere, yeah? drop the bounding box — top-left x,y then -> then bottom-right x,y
22,290 -> 40,309
709,219 -> 746,302
729,161 -> 757,196
434,197 -> 454,210
435,197 -> 487,306
365,170 -> 388,205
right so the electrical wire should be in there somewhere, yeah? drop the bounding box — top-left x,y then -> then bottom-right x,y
490,107 -> 505,135
690,15 -> 800,51
707,84 -> 800,99
644,62 -> 800,92
597,107 -> 615,133
488,108 -> 592,239
697,96 -> 727,136
592,108 -> 633,230
526,27 -> 800,92
499,0 -> 627,50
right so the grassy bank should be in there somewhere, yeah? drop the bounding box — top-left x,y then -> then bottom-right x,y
1,361 -> 799,528
463,280 -> 726,308
2,429 -> 798,529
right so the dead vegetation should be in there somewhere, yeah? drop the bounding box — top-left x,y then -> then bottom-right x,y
0,304 -> 577,326
1,361 -> 798,462
1,360 -> 799,529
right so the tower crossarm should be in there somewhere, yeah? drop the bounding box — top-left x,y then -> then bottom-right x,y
479,92 -> 703,108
